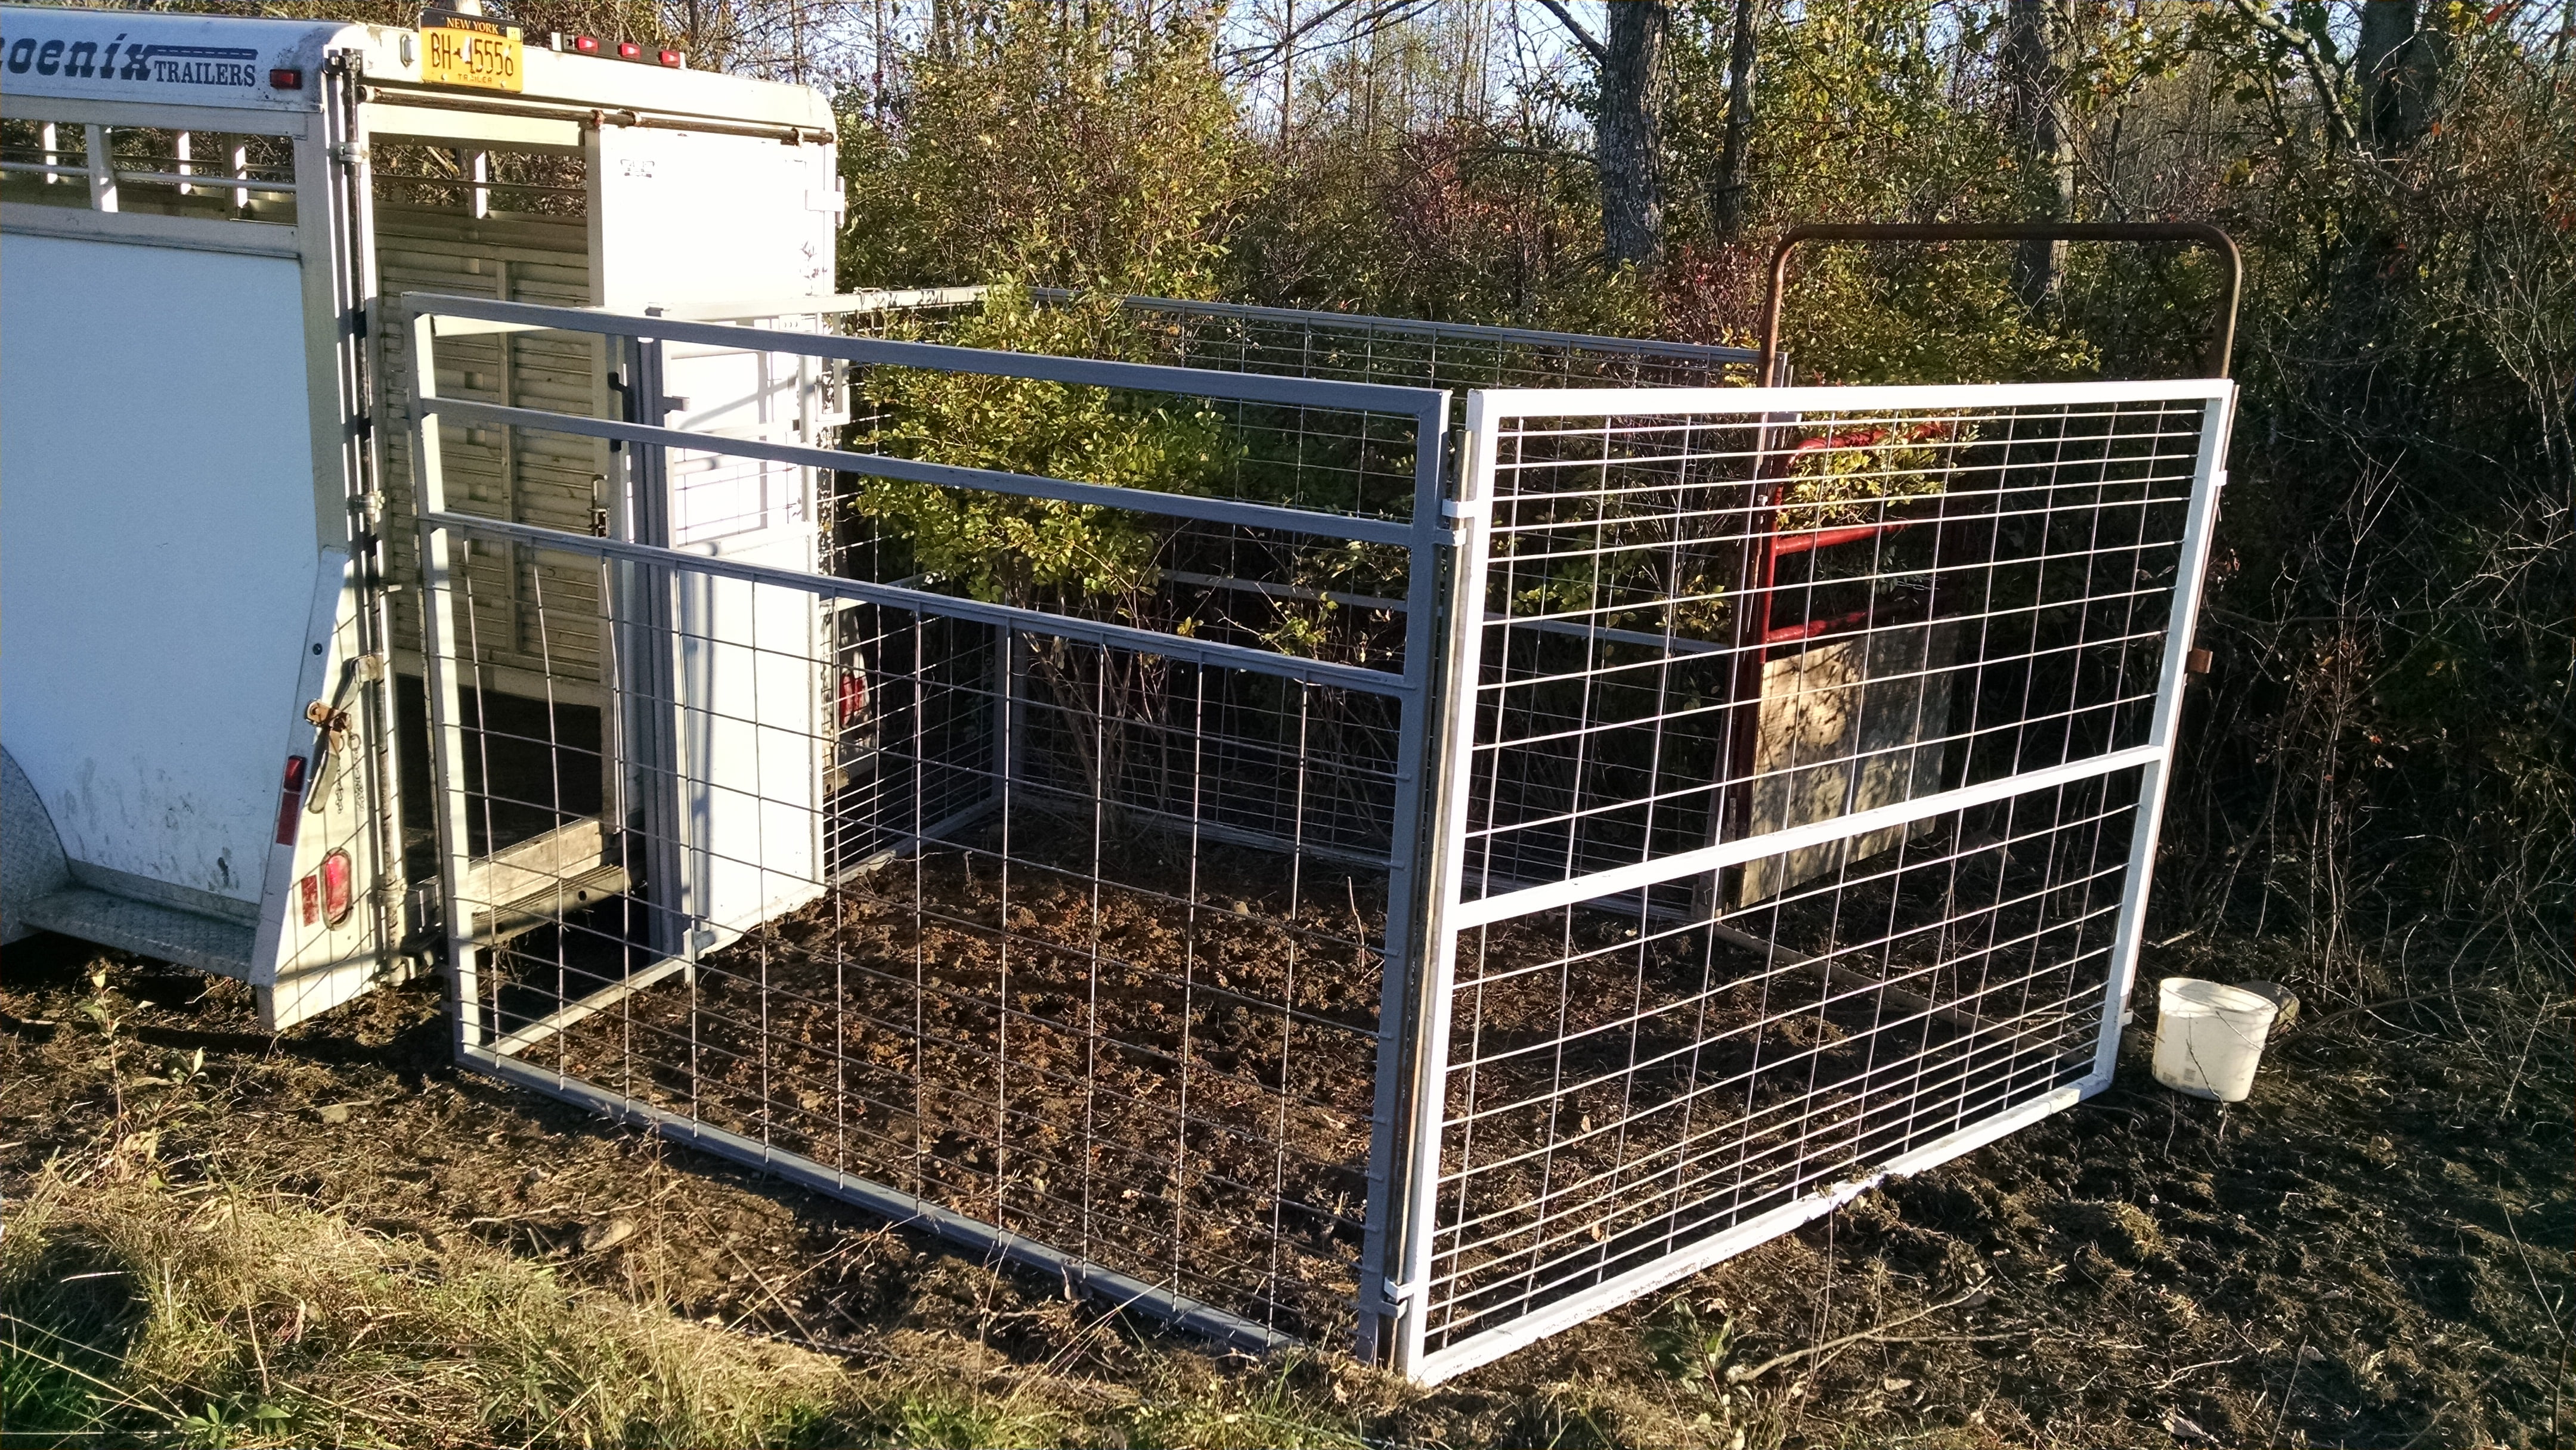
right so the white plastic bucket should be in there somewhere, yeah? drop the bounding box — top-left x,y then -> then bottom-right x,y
2151,978 -> 2280,1102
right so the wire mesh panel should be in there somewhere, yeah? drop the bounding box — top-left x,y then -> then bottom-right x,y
409,296 -> 1453,1349
1396,381 -> 2233,1381
1037,291 -> 1763,398
429,522 -> 1410,1342
403,293 -> 2231,1379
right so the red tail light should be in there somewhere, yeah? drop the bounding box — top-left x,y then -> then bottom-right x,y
274,755 -> 308,844
837,670 -> 868,727
572,34 -> 600,54
320,848 -> 355,928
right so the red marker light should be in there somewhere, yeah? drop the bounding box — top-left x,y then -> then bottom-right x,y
269,67 -> 303,89
837,670 -> 868,727
658,49 -> 683,67
572,34 -> 600,54
617,41 -> 642,60
320,848 -> 354,927
274,755 -> 308,844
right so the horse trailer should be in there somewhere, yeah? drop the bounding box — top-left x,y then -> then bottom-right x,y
2,4 -> 842,1028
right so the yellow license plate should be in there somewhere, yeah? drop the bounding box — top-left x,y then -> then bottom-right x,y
419,10 -> 524,92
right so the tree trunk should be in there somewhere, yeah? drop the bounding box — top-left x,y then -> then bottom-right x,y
1597,0 -> 1668,270
1710,0 -> 1759,240
2358,1 -> 2444,150
2004,0 -> 2073,311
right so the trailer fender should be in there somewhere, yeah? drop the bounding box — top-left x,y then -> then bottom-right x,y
1,745 -> 74,944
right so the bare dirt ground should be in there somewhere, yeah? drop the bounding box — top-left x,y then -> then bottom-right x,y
2,924 -> 2567,1448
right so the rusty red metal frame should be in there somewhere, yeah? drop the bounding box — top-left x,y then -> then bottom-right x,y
1716,221 -> 2238,867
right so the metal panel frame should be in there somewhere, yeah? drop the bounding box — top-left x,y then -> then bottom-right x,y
408,292 -> 2234,1380
411,294 -> 1459,1356
1392,379 -> 2235,1383
1032,289 -> 1765,370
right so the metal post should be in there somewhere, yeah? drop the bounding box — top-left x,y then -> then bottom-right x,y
413,313 -> 484,1052
83,124 -> 116,212
2089,389 -> 2236,1079
1354,396 -> 1458,1364
323,56 -> 407,982
1363,396 -> 1494,1374
612,334 -> 687,966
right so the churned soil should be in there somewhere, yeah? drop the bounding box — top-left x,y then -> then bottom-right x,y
3,918 -> 2566,1448
513,836 -> 1393,1343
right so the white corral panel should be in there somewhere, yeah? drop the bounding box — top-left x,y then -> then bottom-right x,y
0,233 -> 319,907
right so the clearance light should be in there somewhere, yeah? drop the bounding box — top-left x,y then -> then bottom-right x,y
617,41 -> 642,60
273,755 -> 307,845
269,67 -> 303,89
320,848 -> 354,927
572,34 -> 600,54
658,49 -> 683,67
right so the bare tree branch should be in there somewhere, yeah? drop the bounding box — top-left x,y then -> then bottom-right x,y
1219,0 -> 1438,80
2224,0 -> 2360,148
1219,0 -> 1366,76
1534,0 -> 1608,64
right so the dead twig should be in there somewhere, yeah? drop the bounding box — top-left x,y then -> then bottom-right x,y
1726,1285 -> 1993,1384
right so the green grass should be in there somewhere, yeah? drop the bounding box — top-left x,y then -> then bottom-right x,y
0,1170 -> 1392,1450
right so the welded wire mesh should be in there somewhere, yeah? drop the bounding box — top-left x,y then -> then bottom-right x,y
1462,395 -> 2211,902
431,516 -> 1407,1341
1424,771 -> 2148,1359
407,293 -> 2224,1378
1409,388 -> 2224,1373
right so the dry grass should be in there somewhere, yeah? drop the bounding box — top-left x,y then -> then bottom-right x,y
2,1168 -> 854,1447
0,1165 -> 1404,1449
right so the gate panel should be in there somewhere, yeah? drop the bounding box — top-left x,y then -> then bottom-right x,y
1401,380 -> 2233,1381
408,295 -> 1455,1350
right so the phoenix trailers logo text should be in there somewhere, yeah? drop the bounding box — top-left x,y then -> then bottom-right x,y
5,34 -> 263,88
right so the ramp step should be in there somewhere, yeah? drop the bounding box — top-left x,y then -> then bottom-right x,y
22,888 -> 256,977
475,862 -> 632,946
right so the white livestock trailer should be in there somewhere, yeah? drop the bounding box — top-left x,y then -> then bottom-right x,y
1,4 -> 844,1028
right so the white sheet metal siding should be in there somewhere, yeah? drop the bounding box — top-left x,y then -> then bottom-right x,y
0,233 -> 320,904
